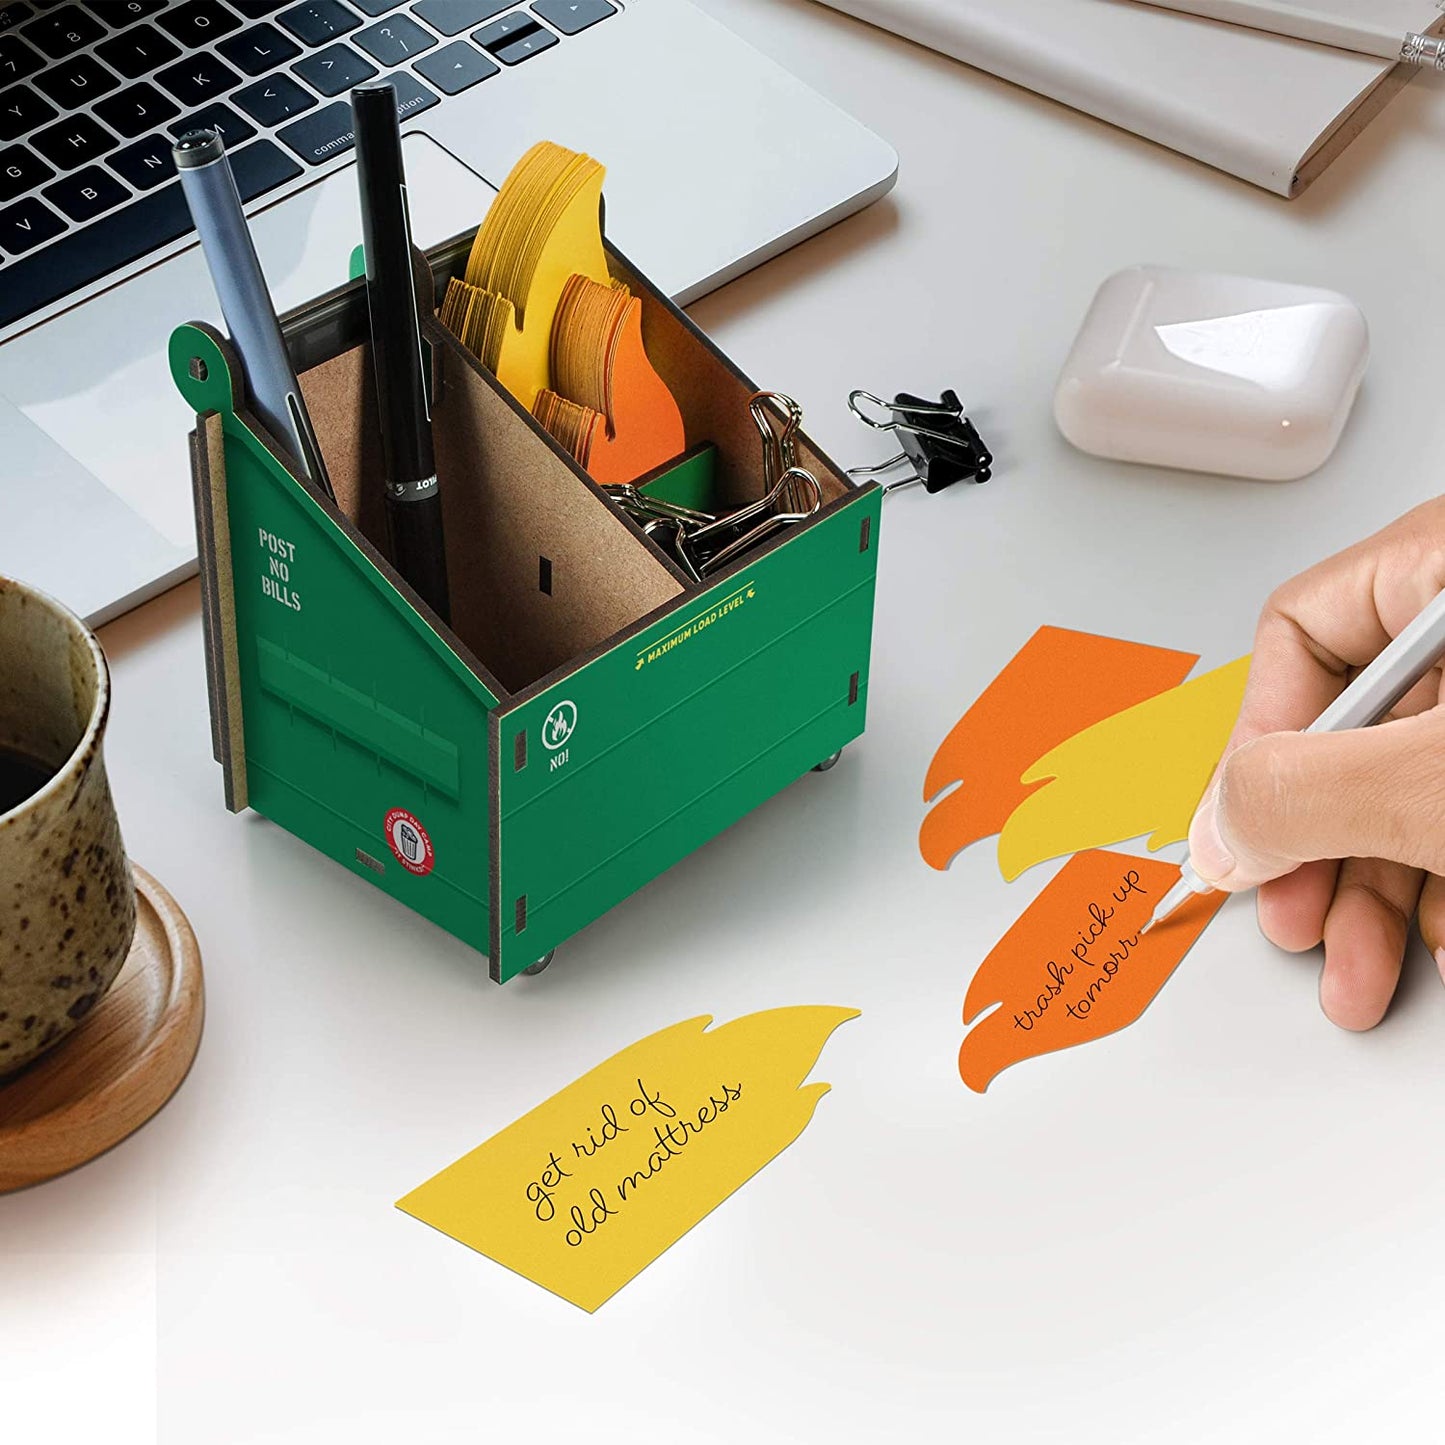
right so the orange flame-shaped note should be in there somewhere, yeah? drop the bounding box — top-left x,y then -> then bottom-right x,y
397,1007 -> 858,1311
959,850 -> 1226,1092
921,628 -> 1198,872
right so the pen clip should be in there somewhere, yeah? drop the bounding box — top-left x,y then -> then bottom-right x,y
399,180 -> 431,426
286,391 -> 333,500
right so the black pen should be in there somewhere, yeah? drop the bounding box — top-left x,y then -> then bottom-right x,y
352,82 -> 450,623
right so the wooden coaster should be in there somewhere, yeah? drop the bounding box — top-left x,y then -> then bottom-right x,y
0,864 -> 203,1193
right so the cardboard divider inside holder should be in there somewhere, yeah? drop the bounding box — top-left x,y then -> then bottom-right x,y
423,322 -> 683,695
297,341 -> 389,554
294,328 -> 685,698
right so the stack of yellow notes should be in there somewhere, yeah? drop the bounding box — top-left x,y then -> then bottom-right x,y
438,141 -> 611,410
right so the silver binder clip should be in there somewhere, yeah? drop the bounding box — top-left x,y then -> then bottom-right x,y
601,391 -> 824,578
640,515 -> 705,583
750,391 -> 815,514
602,483 -> 717,529
700,468 -> 821,575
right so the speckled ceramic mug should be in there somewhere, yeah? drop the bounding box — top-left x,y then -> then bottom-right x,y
0,576 -> 136,1077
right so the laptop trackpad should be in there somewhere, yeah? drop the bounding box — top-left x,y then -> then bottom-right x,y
0,135 -> 496,616
0,394 -> 188,620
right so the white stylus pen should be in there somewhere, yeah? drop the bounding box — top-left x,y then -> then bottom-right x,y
1143,588 -> 1445,934
1136,1 -> 1445,68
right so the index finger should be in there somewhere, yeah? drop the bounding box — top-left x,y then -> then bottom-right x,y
1222,498 -> 1445,758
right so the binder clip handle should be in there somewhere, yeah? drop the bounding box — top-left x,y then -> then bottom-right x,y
846,388 -> 992,495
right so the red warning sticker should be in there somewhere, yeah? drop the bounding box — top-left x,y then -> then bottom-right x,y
384,808 -> 434,876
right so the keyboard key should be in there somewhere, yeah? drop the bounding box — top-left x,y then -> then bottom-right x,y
167,101 -> 256,147
233,71 -> 314,125
107,131 -> 177,190
0,136 -> 303,327
108,1 -> 169,22
477,19 -> 555,64
42,162 -> 127,220
411,0 -> 509,36
531,0 -> 613,35
472,12 -> 534,49
155,54 -> 242,108
351,0 -> 405,13
413,40 -> 496,94
0,181 -> 185,324
23,5 -> 106,59
17,139 -> 296,309
31,113 -> 116,169
380,66 -> 436,119
292,41 -> 375,96
275,96 -> 353,163
276,0 -> 359,46
96,24 -> 181,80
0,34 -> 43,83
498,27 -> 556,63
231,0 -> 288,16
217,22 -> 300,76
276,71 -> 432,163
0,193 -> 64,253
354,13 -> 433,65
0,83 -> 56,142
0,141 -> 51,202
159,0 -> 245,47
35,53 -> 121,109
0,5 -> 34,35
229,135 -> 304,198
94,81 -> 179,139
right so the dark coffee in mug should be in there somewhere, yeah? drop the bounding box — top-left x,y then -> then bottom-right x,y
0,743 -> 57,817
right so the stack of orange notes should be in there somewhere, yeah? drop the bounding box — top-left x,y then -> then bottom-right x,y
534,274 -> 684,486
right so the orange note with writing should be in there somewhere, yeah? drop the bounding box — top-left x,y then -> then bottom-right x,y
921,628 -> 1198,872
959,849 -> 1226,1092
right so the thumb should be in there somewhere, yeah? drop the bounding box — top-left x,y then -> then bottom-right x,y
1188,711 -> 1445,891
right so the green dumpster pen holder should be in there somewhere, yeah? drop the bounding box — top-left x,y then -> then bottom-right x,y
172,228 -> 882,982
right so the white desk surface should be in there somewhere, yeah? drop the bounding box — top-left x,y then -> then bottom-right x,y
8,2 -> 1445,1440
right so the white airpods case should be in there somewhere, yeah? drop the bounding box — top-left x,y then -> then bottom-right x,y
1054,265 -> 1368,482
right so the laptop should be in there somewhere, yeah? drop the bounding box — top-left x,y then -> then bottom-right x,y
0,0 -> 897,625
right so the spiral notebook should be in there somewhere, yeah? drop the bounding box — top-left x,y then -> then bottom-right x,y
815,0 -> 1442,196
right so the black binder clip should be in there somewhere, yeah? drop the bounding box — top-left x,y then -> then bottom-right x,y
846,389 -> 992,494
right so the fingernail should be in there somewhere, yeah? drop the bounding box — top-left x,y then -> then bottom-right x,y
1435,948 -> 1445,980
1189,788 -> 1236,885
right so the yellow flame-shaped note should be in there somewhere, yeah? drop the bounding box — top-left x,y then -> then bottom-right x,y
396,1007 -> 859,1312
996,656 -> 1250,882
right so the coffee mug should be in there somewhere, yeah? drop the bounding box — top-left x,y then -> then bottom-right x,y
0,576 -> 136,1076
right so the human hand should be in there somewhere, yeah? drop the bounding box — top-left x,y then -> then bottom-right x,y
1187,497 -> 1445,1031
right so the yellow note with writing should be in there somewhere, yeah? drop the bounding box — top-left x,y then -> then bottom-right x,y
396,1007 -> 859,1312
996,656 -> 1250,881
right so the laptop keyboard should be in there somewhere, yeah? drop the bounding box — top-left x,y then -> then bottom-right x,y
0,0 -> 617,329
